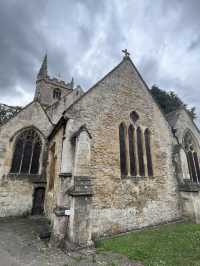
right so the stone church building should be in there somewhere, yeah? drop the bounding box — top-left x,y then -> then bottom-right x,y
0,51 -> 200,247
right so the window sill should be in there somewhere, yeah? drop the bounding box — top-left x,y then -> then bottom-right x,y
121,175 -> 150,180
7,173 -> 46,183
179,180 -> 200,192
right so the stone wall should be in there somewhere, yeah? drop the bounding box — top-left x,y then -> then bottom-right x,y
64,57 -> 182,240
168,108 -> 200,145
0,179 -> 33,217
35,78 -> 72,107
45,126 -> 64,220
0,101 -> 52,217
46,87 -> 84,124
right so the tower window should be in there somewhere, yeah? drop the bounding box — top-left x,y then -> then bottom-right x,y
53,88 -> 61,100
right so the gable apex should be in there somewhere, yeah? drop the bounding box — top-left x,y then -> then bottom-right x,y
63,56 -> 136,114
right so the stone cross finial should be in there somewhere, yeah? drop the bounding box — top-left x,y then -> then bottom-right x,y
122,49 -> 130,58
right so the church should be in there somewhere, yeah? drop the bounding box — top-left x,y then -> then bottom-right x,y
0,50 -> 200,248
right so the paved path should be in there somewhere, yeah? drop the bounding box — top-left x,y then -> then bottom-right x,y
0,217 -> 143,266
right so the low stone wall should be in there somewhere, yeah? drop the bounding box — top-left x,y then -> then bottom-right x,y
91,200 -> 181,239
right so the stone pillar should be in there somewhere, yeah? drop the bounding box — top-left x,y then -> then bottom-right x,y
52,119 -> 74,247
68,128 -> 93,247
60,119 -> 74,176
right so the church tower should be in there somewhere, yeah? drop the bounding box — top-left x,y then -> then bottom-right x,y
34,55 -> 74,107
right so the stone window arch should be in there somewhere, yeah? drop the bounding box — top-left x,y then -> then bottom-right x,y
183,130 -> 200,183
119,122 -> 128,176
53,88 -> 61,100
10,128 -> 42,174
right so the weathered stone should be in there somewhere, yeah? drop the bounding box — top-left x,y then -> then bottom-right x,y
1,54 -> 200,250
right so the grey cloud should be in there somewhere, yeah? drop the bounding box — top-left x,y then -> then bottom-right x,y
0,0 -> 47,99
139,56 -> 159,85
188,35 -> 200,51
0,0 -> 200,125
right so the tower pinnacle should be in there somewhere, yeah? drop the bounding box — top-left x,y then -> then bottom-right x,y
37,54 -> 48,80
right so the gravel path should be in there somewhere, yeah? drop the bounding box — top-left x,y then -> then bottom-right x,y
0,217 -> 143,266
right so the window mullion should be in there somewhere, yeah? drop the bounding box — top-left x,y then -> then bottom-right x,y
19,140 -> 25,174
29,141 -> 35,174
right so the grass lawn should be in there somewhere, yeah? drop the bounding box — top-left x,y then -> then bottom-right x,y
96,223 -> 200,266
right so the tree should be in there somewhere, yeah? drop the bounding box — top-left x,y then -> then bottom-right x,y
0,104 -> 22,125
151,85 -> 196,120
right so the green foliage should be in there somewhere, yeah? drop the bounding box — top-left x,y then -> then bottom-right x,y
0,103 -> 22,125
151,85 -> 197,120
96,223 -> 200,266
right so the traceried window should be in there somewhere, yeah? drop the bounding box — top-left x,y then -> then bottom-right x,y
10,129 -> 42,174
184,131 -> 200,183
119,111 -> 153,178
53,88 -> 61,100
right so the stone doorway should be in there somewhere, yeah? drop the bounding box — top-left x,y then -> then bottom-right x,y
32,187 -> 45,215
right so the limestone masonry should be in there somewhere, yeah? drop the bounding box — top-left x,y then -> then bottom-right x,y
0,52 -> 199,248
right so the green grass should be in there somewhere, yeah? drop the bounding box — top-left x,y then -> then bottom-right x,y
96,223 -> 200,266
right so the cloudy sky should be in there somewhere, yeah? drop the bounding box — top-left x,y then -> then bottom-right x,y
0,0 -> 200,120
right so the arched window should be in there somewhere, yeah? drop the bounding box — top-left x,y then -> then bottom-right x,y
119,123 -> 128,176
10,129 -> 42,174
184,131 -> 200,183
128,125 -> 137,176
119,111 -> 154,178
137,127 -> 145,176
145,129 -> 153,176
53,88 -> 61,100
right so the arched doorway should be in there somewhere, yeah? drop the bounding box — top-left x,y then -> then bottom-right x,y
32,187 -> 45,215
